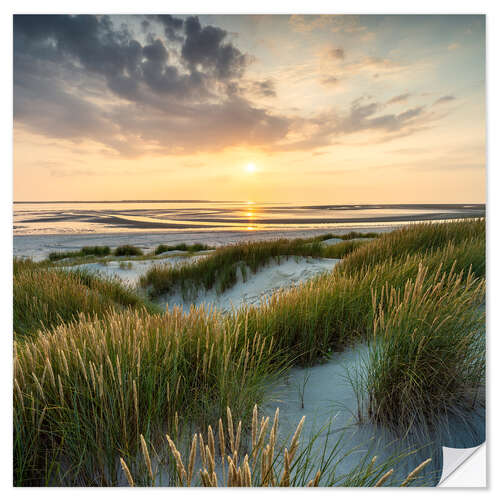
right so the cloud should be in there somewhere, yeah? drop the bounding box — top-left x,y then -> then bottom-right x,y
289,15 -> 333,33
181,16 -> 249,79
387,93 -> 411,104
433,95 -> 456,106
13,15 -> 458,160
448,42 -> 460,50
14,14 -> 289,156
320,76 -> 341,86
290,15 -> 367,34
274,99 -> 431,152
318,49 -> 412,88
152,14 -> 184,42
247,79 -> 276,97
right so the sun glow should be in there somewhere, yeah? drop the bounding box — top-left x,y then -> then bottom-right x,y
245,163 -> 257,173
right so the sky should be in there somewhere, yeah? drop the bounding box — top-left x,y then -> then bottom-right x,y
13,14 -> 486,203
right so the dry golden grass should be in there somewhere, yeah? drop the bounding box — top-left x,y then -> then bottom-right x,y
121,405 -> 432,487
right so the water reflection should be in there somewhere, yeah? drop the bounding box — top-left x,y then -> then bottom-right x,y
13,201 -> 484,236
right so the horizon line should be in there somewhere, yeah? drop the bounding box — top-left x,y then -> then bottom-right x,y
13,200 -> 486,207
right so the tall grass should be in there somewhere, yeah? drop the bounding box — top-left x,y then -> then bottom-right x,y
13,308 -> 280,485
114,245 -> 143,256
241,235 -> 485,366
338,218 -> 485,276
49,246 -> 111,261
140,238 -> 367,298
154,243 -> 212,255
355,264 -> 485,433
120,405 -> 432,487
314,231 -> 379,241
13,258 -> 158,339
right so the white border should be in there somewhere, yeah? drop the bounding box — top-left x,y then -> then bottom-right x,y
2,1 -> 498,497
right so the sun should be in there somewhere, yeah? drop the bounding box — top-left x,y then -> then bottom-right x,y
245,163 -> 257,174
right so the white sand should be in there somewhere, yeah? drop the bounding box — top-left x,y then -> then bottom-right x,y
62,254 -> 205,285
262,345 -> 485,484
321,237 -> 343,246
160,256 -> 340,313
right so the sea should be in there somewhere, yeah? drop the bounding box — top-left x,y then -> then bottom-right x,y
13,201 -> 485,236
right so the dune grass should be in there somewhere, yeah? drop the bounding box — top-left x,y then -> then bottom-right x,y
13,258 -> 158,339
114,245 -> 143,256
14,308 -> 280,485
314,231 -> 379,241
355,264 -> 485,433
46,242 -> 212,267
338,218 -> 485,276
120,405 -> 432,487
241,235 -> 485,366
49,245 -> 111,261
140,237 -> 368,299
13,219 -> 485,486
154,243 -> 213,255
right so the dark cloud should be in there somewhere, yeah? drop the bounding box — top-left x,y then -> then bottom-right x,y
14,15 -> 214,102
153,14 -> 184,42
181,16 -> 249,79
14,14 -> 290,156
433,95 -> 456,106
387,93 -> 411,104
249,79 -> 276,97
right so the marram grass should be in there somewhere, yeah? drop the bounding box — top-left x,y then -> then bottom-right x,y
14,307 -> 280,485
240,235 -> 485,365
356,263 -> 485,433
338,218 -> 485,276
13,259 -> 159,339
120,405 -> 433,487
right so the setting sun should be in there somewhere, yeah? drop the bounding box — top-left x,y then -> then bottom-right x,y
245,163 -> 257,174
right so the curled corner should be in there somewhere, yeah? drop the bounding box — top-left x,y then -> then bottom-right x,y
438,443 -> 486,487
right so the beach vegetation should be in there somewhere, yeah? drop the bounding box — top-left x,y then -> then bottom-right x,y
154,243 -> 213,255
120,405 -> 433,487
13,259 -> 158,339
48,245 -> 111,261
114,245 -> 143,256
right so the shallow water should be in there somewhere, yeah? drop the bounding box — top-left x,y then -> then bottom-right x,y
14,201 -> 483,235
